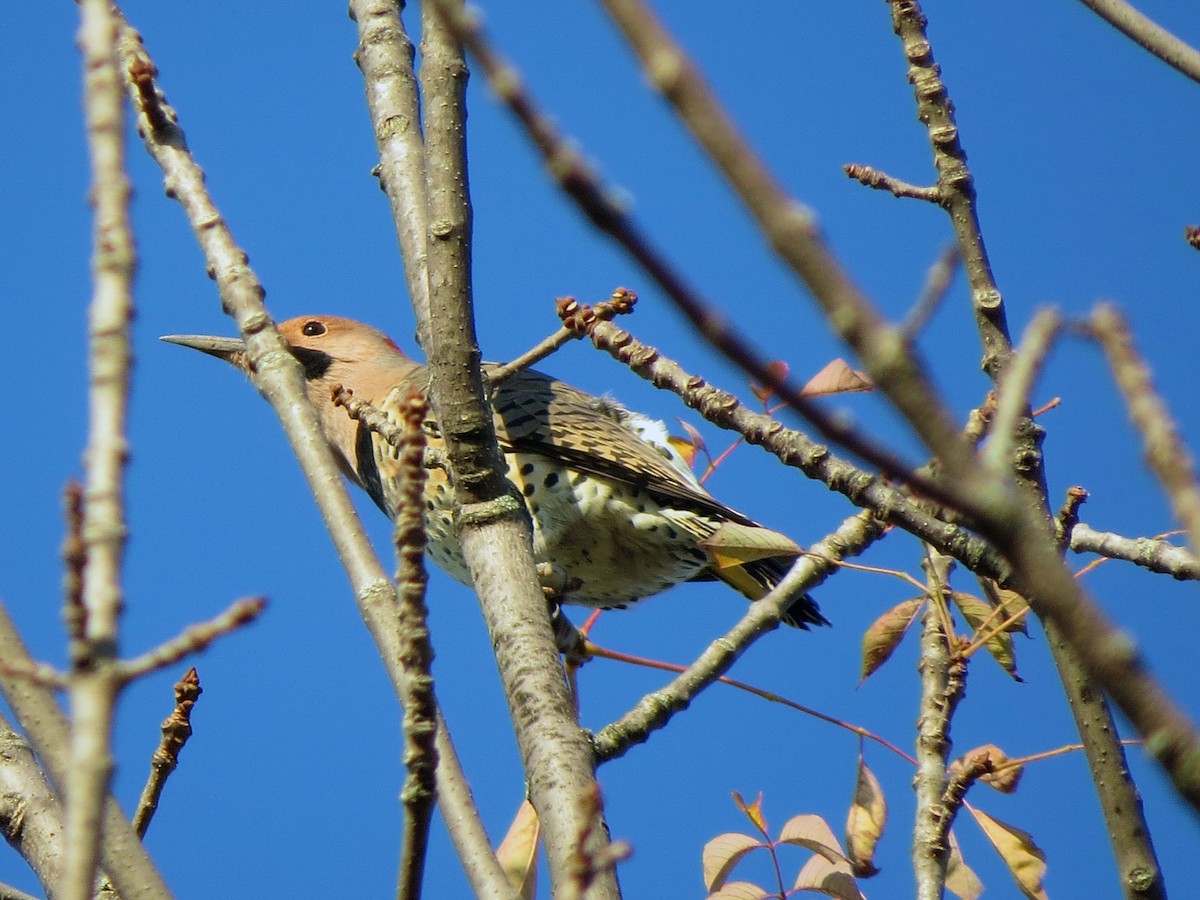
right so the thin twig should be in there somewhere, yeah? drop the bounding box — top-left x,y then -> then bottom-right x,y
843,163 -> 942,203
119,599 -> 266,682
1055,486 -> 1090,548
902,245 -> 961,341
132,668 -> 202,838
592,510 -> 884,763
1076,0 -> 1200,85
392,390 -> 439,900
984,308 -> 1064,476
588,640 -> 915,764
1090,303 -> 1200,554
487,325 -> 580,385
0,660 -> 68,691
488,287 -> 637,385
888,0 -> 1013,381
61,481 -> 87,643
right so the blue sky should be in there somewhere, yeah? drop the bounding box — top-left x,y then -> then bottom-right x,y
3,2 -> 1200,897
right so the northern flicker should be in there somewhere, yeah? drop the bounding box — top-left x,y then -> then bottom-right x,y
163,315 -> 827,629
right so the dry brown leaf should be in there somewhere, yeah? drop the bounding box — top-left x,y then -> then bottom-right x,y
495,798 -> 540,898
793,854 -> 867,900
949,744 -> 1023,794
952,591 -> 1022,681
860,597 -> 923,683
845,757 -> 886,876
800,358 -> 875,397
970,807 -> 1048,899
946,829 -> 984,900
702,832 -> 764,891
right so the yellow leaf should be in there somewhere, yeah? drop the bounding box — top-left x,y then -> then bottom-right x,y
845,757 -> 886,876
495,799 -> 540,899
970,808 -> 1048,900
734,791 -> 770,833
860,597 -> 923,683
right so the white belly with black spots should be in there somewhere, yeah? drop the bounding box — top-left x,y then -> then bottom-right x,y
422,454 -> 711,608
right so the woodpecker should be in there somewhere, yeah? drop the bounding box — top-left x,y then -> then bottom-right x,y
163,315 -> 826,629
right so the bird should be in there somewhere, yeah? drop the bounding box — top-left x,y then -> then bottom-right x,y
162,315 -> 827,630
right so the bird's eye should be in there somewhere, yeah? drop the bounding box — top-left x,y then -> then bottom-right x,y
302,320 -> 326,337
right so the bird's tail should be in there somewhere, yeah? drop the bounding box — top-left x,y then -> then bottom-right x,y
708,555 -> 829,629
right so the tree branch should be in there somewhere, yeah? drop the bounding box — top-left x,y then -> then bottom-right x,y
418,4 -> 620,894
592,511 -> 884,762
1076,0 -> 1200,85
120,10 -> 511,897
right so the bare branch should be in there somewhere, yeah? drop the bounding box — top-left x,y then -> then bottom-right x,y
0,716 -> 66,896
68,2 -> 138,896
349,0 -> 432,335
984,309 -> 1064,476
901,245 -> 961,341
912,556 -> 962,900
1076,0 -> 1200,85
888,0 -> 1013,380
592,510 -> 884,763
0,601 -> 168,900
1070,523 -> 1200,580
391,390 -> 439,900
843,163 -> 941,204
119,599 -> 266,682
132,668 -> 202,839
121,10 -> 511,897
1090,303 -> 1200,554
488,287 -> 637,385
419,5 -> 621,895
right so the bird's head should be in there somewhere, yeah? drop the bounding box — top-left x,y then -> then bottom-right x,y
162,315 -> 422,480
162,314 -> 417,399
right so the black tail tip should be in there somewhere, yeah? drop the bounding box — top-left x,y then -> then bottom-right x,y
782,593 -> 830,630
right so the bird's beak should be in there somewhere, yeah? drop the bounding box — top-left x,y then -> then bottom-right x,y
160,333 -> 252,374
